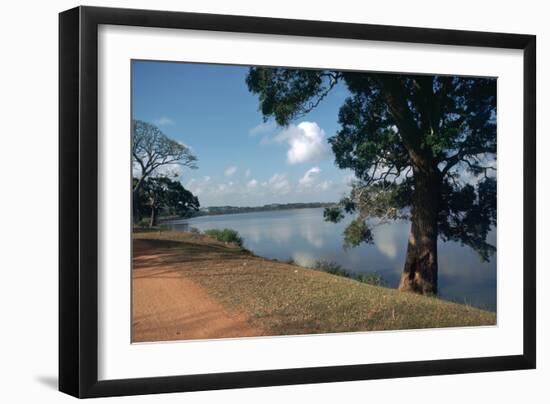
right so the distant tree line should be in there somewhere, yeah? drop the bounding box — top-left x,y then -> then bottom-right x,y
194,202 -> 334,217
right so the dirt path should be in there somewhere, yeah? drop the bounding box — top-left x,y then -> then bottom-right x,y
132,239 -> 263,342
132,232 -> 496,340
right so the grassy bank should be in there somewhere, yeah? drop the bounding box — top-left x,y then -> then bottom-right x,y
133,230 -> 496,336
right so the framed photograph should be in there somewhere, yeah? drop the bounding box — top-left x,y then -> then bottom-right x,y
59,6 -> 536,398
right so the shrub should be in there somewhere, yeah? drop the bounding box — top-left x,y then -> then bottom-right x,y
137,217 -> 150,227
314,260 -> 352,277
204,228 -> 244,247
313,260 -> 387,286
188,227 -> 201,234
355,272 -> 387,287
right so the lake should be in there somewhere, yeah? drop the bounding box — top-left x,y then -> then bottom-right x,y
166,207 -> 496,311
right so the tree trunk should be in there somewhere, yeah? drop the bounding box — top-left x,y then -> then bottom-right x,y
132,190 -> 140,225
149,206 -> 158,228
398,167 -> 440,295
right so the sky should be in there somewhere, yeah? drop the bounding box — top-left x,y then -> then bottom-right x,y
132,60 -> 355,207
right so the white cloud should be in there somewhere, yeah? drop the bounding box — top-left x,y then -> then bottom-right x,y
317,180 -> 332,191
217,182 -> 236,193
302,224 -> 325,248
298,167 -> 321,187
186,176 -> 211,195
245,169 -> 251,178
224,166 -> 237,177
373,224 -> 400,260
249,121 -> 276,136
181,164 -> 348,207
265,173 -> 291,194
269,226 -> 293,244
273,121 -> 330,164
342,173 -> 357,186
154,116 -> 174,126
291,252 -> 316,268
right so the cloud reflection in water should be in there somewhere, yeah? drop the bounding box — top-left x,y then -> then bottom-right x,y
168,208 -> 496,310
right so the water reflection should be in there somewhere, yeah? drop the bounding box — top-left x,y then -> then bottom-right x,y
373,223 -> 403,260
292,251 -> 317,268
166,208 -> 496,311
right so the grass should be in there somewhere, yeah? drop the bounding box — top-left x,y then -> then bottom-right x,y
133,231 -> 496,336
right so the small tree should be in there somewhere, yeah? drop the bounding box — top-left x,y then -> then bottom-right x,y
247,68 -> 496,295
134,176 -> 200,227
132,120 -> 198,223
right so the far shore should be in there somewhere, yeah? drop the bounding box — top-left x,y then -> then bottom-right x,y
132,230 -> 496,343
162,202 -> 336,222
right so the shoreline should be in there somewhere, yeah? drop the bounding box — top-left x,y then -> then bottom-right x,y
163,203 -> 335,222
138,224 -> 497,313
132,231 -> 496,342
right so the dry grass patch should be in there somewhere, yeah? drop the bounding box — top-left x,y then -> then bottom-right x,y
133,231 -> 496,337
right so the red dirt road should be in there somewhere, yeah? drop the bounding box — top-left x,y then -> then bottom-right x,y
132,239 -> 263,343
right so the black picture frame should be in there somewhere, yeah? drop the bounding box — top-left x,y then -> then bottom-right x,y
59,5 -> 536,398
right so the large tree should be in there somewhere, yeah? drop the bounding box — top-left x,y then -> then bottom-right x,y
132,120 -> 198,223
247,69 -> 496,295
132,120 -> 197,193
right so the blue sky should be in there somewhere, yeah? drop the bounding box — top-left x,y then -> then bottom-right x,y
132,60 -> 355,207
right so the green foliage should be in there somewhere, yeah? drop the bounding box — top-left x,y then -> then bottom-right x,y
285,258 -> 296,265
343,218 -> 373,248
133,176 -> 200,226
323,207 -> 344,223
438,176 -> 497,261
355,273 -> 387,287
247,68 -> 497,261
313,260 -> 386,286
132,120 -> 199,226
246,68 -> 340,126
196,202 -> 332,217
136,217 -> 151,228
349,182 -> 410,221
204,228 -> 244,247
314,260 -> 352,277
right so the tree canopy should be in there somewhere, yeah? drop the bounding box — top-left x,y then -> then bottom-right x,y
132,120 -> 200,226
133,176 -> 200,227
132,120 -> 198,193
247,68 -> 497,267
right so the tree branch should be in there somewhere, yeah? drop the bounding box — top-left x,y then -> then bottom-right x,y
296,72 -> 342,118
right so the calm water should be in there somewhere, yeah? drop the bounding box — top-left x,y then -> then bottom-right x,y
166,208 -> 496,311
